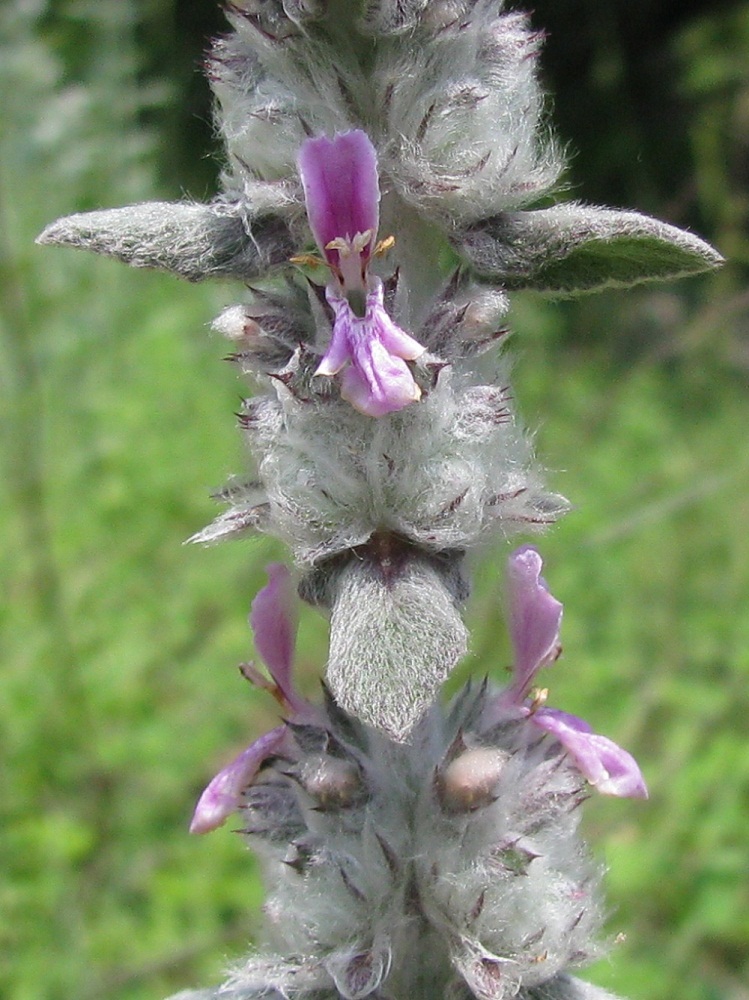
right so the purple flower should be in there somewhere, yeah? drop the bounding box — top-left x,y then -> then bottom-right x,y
189,727 -> 288,835
247,562 -> 305,715
505,543 -> 563,705
297,130 -> 425,417
190,564 -> 316,834
486,546 -> 648,799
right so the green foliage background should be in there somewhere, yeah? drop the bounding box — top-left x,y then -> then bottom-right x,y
2,3 -> 748,999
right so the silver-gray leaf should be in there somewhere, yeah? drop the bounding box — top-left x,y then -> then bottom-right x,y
453,203 -> 724,295
37,201 -> 295,282
326,554 -> 468,742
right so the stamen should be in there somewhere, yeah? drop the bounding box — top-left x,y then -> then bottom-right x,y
528,687 -> 548,713
374,235 -> 396,256
290,252 -> 327,268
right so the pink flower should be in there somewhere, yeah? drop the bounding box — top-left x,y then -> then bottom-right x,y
190,564 -> 315,834
504,544 -> 563,705
486,546 -> 648,799
298,130 -> 425,417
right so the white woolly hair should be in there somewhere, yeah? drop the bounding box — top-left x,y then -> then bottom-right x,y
374,6 -> 563,222
190,359 -> 567,565
173,681 -> 609,1000
210,1 -> 563,225
211,25 -> 360,186
325,551 -> 470,740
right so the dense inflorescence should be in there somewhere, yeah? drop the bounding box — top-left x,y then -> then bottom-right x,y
195,688 -> 606,1000
38,2 -> 721,999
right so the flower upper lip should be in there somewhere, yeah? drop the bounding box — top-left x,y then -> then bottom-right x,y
297,129 -> 380,299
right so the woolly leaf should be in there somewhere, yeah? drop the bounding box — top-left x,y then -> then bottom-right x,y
453,203 -> 723,295
326,554 -> 468,742
37,201 -> 295,282
359,0 -> 432,35
281,0 -> 326,24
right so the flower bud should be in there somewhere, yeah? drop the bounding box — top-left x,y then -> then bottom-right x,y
437,747 -> 508,814
299,755 -> 367,810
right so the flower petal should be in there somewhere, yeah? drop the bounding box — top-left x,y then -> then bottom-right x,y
506,545 -> 563,701
189,726 -> 288,834
315,321 -> 352,376
323,282 -> 423,417
342,335 -> 421,417
375,308 -> 427,361
531,708 -> 648,798
249,564 -> 299,705
298,130 -> 379,263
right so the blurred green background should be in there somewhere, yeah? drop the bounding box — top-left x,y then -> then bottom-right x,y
2,2 -> 748,999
